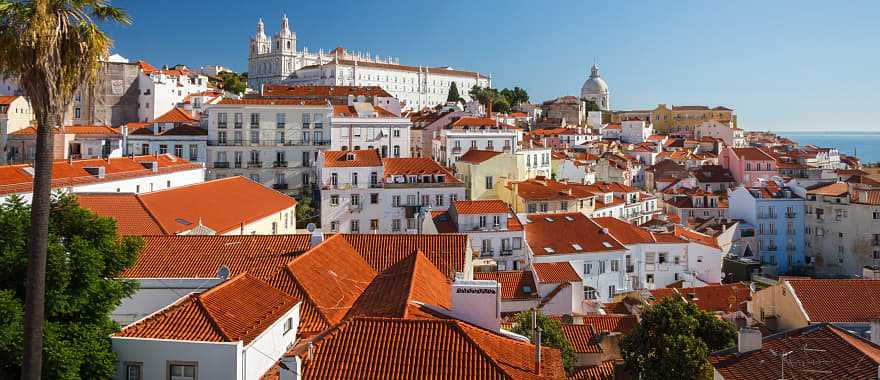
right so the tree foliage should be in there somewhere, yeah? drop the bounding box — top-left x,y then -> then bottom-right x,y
469,85 -> 529,114
0,194 -> 142,379
620,297 -> 736,380
446,81 -> 462,102
581,98 -> 601,112
510,310 -> 576,373
218,71 -> 248,95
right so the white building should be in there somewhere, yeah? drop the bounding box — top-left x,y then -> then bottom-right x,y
0,154 -> 204,204
433,117 -> 521,167
123,107 -> 207,163
136,61 -> 209,122
696,120 -> 745,148
318,152 -> 465,234
580,64 -> 610,111
514,147 -> 552,179
112,273 -> 301,380
425,200 -> 528,271
205,98 -> 332,194
0,96 -> 34,164
247,15 -> 490,110
620,118 -> 653,144
330,102 -> 411,157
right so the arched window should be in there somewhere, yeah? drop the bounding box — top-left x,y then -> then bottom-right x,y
287,41 -> 291,49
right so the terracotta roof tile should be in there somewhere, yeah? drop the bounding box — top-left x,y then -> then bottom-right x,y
217,98 -> 328,106
382,157 -> 462,183
787,279 -> 880,322
264,317 -> 565,380
261,84 -> 392,98
321,150 -> 382,168
121,235 -> 311,279
525,213 -> 626,256
730,147 -> 775,161
338,234 -> 469,275
457,149 -> 504,164
348,251 -> 452,319
710,324 -> 880,380
560,324 -> 602,353
579,315 -> 638,334
76,193 -> 165,235
452,199 -> 511,214
473,271 -> 538,300
532,263 -> 582,283
569,361 -> 616,380
650,283 -> 750,313
116,273 -> 298,345
153,107 -> 198,123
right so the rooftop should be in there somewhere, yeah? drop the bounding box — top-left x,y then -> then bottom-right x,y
786,279 -> 880,323
321,150 -> 382,168
524,213 -> 626,256
473,271 -> 538,300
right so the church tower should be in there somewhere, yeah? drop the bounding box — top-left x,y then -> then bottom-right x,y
248,18 -> 272,90
581,64 -> 610,111
273,14 -> 297,77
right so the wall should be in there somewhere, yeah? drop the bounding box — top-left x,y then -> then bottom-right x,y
750,281 -> 810,332
113,278 -> 224,326
225,204 -> 297,235
112,337 -> 241,380
243,304 -> 300,380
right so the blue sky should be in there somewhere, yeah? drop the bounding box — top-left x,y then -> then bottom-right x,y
107,0 -> 879,132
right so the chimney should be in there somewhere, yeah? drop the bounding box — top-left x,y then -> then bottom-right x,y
278,355 -> 302,380
449,279 -> 501,331
534,326 -> 542,376
737,328 -> 762,354
308,223 -> 324,247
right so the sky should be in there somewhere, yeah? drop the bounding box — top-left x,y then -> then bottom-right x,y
106,0 -> 880,132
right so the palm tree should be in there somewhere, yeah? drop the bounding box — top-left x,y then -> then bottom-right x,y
0,1 -> 130,378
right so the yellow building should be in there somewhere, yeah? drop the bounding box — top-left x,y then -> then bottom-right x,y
650,104 -> 736,134
455,150 -> 520,200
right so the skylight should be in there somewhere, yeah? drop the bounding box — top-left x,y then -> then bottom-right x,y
175,217 -> 192,226
571,243 -> 583,251
601,241 -> 614,248
544,247 -> 555,253
545,217 -> 554,222
564,216 -> 575,221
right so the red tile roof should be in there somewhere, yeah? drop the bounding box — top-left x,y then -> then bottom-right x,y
473,271 -> 538,300
786,279 -> 880,323
261,84 -> 392,98
852,189 -> 880,205
262,317 -> 565,380
560,324 -> 602,353
10,125 -> 120,136
338,233 -> 469,275
153,107 -> 198,124
121,235 -> 311,279
730,147 -> 775,161
457,149 -> 504,164
592,217 -> 657,244
302,58 -> 489,79
382,157 -> 462,183
331,104 -> 397,117
115,273 -> 298,345
650,283 -> 751,313
525,213 -> 626,256
452,199 -> 512,214
710,324 -> 880,380
78,177 -> 296,235
217,98 -> 328,106
0,155 -> 203,196
532,262 -> 582,283
579,315 -> 638,334
806,182 -> 848,196
76,193 -> 165,235
321,150 -> 382,167
451,116 -> 519,130
569,361 -> 616,380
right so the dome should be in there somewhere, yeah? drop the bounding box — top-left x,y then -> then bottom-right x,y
581,64 -> 608,95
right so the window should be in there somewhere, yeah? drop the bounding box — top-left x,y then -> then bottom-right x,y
370,193 -> 379,204
330,221 -> 339,232
583,263 -> 592,275
370,219 -> 379,231
493,215 -> 501,227
351,220 -> 360,233
351,194 -> 361,206
584,286 -> 598,300
352,172 -> 359,187
434,194 -> 444,206
646,274 -> 654,283
392,195 -> 401,207
250,130 -> 260,144
141,143 -> 150,155
159,144 -> 168,154
658,252 -> 668,264
189,145 -> 198,161
392,219 -> 401,232
330,195 -> 339,206
234,112 -> 243,128
169,363 -> 197,380
250,112 -> 260,127
392,128 -> 400,137
174,145 -> 183,157
528,203 -> 537,213
276,113 -> 286,128
393,145 -> 400,157
302,113 -> 310,128
608,285 -> 616,297
485,176 -> 493,189
218,112 -> 228,128
276,131 -> 285,144
124,363 -> 142,380
479,216 -> 487,228
598,261 -> 606,274
610,260 -> 619,272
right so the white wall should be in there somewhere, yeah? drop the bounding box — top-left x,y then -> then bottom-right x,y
112,338 -> 241,380
113,278 -> 224,326
243,304 -> 300,380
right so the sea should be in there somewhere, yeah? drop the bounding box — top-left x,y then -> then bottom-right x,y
778,132 -> 880,165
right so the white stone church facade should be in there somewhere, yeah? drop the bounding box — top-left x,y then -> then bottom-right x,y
247,15 -> 491,111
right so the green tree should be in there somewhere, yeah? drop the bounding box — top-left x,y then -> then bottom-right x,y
0,2 -> 132,378
501,86 -> 529,108
446,81 -> 462,102
295,195 -> 319,229
219,71 -> 247,95
510,310 -> 576,373
0,195 -> 142,379
620,297 -> 736,380
581,98 -> 601,112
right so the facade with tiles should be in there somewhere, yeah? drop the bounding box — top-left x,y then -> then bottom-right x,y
205,99 -> 332,195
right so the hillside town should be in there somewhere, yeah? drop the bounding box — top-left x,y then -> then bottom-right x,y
2,10 -> 880,380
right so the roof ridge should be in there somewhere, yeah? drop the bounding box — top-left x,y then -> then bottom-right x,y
448,320 -> 520,378
194,295 -> 233,342
134,193 -> 170,234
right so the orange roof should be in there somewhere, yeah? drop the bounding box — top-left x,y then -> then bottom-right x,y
673,225 -> 720,248
382,157 -> 461,183
0,155 -> 202,196
452,199 -> 511,214
321,150 -> 382,168
786,279 -> 880,323
76,193 -> 165,235
153,107 -> 198,124
569,361 -> 616,380
332,104 -> 397,117
9,124 -> 120,136
261,84 -> 392,98
116,273 -> 298,345
710,324 -> 880,380
560,324 -> 602,353
807,182 -> 849,197
730,147 -> 775,161
120,235 -> 311,279
592,217 -> 657,245
136,60 -> 158,74
532,262 -> 582,283
579,314 -> 638,334
262,317 -> 565,380
339,234 -> 469,275
510,179 -> 597,201
852,189 -> 880,205
473,271 -> 538,300
457,149 -> 503,164
0,95 -> 19,105
525,213 -> 626,255
78,177 -> 296,235
650,283 -> 750,313
217,98 -> 328,106
451,116 -> 519,130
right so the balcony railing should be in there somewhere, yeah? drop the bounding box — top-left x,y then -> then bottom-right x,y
786,211 -> 797,219
234,122 -> 242,129
272,183 -> 289,190
234,161 -> 242,168
213,162 -> 229,168
626,265 -> 635,273
218,123 -> 227,129
273,161 -> 288,168
247,161 -> 262,168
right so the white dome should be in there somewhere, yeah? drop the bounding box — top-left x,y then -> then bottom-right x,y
581,64 -> 608,95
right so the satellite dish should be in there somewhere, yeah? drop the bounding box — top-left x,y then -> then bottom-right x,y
306,223 -> 316,233
217,265 -> 230,280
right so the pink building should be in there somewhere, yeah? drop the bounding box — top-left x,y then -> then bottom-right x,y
720,147 -> 777,186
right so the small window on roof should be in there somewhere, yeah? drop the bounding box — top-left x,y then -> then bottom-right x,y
571,243 -> 583,251
601,241 -> 613,248
175,218 -> 192,226
544,246 -> 555,253
564,216 -> 574,221
545,217 -> 554,222
522,285 -> 532,293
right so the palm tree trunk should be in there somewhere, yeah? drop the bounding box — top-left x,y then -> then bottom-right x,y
20,111 -> 55,380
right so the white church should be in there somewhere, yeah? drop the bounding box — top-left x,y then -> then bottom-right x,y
247,15 -> 491,111
580,64 -> 610,111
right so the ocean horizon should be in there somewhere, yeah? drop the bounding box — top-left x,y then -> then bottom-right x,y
775,131 -> 880,164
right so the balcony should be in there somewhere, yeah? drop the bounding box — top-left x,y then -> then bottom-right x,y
626,265 -> 635,273
786,211 -> 797,219
273,161 -> 288,168
234,161 -> 242,168
234,122 -> 242,129
247,161 -> 263,168
765,246 -> 778,252
250,123 -> 259,129
349,204 -> 363,213
276,123 -> 285,129
272,183 -> 289,190
218,123 -> 227,129
213,162 -> 229,169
